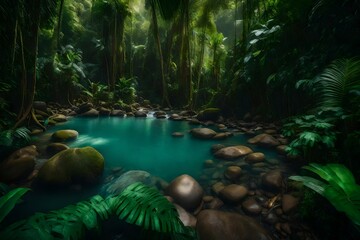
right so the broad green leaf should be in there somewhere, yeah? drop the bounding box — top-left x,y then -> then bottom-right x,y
0,188 -> 30,223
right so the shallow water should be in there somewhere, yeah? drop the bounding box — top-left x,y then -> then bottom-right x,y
48,116 -> 252,181
8,115 -> 279,223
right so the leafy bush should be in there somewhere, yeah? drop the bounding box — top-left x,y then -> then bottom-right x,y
115,77 -> 137,104
282,114 -> 337,161
290,163 -> 360,228
0,127 -> 31,160
0,183 -> 194,240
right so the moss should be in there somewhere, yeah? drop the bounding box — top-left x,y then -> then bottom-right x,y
38,146 -> 104,186
51,129 -> 79,142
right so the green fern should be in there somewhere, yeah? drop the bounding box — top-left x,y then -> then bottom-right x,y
290,163 -> 360,226
0,183 -> 194,240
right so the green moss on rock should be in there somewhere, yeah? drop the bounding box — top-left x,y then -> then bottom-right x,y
51,129 -> 79,142
38,146 -> 104,186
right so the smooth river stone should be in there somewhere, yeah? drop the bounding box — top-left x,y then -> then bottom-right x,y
214,145 -> 253,159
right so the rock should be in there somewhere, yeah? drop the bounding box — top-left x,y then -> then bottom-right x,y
188,118 -> 201,125
51,129 -> 79,142
165,174 -> 204,212
196,210 -> 272,240
204,159 -> 215,168
37,147 -> 104,186
174,203 -> 197,228
276,145 -> 288,155
190,128 -> 217,139
262,170 -> 283,192
212,182 -> 225,194
210,144 -> 225,154
46,143 -> 69,156
98,107 -> 111,116
264,212 -> 279,225
224,166 -> 242,180
154,111 -> 166,117
203,196 -> 214,203
81,108 -> 99,117
169,114 -> 182,121
214,145 -> 253,159
219,184 -> 248,203
282,194 -> 299,214
245,152 -> 265,163
76,102 -> 93,114
248,133 -> 280,147
264,129 -> 277,134
241,198 -> 262,215
206,198 -> 224,210
134,111 -> 147,117
0,145 -> 38,183
172,132 -> 184,137
33,101 -> 48,113
102,170 -> 155,196
126,112 -> 134,117
51,114 -> 67,122
111,110 -> 125,117
196,108 -> 221,121
213,132 -> 230,140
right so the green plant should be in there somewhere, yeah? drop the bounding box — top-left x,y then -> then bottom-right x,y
297,58 -> 360,114
0,127 -> 31,159
115,77 -> 137,104
282,114 -> 337,161
0,183 -> 194,240
290,163 -> 360,228
0,188 -> 30,224
82,80 -> 110,104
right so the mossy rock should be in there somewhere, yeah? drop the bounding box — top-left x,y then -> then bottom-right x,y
197,108 -> 221,121
51,129 -> 79,142
38,147 -> 104,186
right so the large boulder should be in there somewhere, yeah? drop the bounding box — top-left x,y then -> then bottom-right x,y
190,128 -> 217,139
0,145 -> 38,183
196,108 -> 221,121
102,170 -> 155,196
214,145 -> 253,159
165,174 -> 204,212
37,147 -> 104,186
196,210 -> 272,240
51,129 -> 78,142
248,133 -> 280,147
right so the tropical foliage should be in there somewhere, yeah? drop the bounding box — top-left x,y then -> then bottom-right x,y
0,188 -> 30,224
0,183 -> 194,240
290,163 -> 360,227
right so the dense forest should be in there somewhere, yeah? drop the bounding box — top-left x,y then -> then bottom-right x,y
0,0 -> 360,239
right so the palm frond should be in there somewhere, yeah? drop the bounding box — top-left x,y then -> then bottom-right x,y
317,58 -> 360,112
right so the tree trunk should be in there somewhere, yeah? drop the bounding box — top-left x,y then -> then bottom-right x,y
151,2 -> 171,107
15,0 -> 44,130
